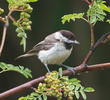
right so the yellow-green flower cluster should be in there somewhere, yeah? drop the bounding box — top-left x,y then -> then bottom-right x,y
45,72 -> 62,100
37,71 -> 75,100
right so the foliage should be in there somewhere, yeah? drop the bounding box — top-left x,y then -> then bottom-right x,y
0,0 -> 38,52
87,0 -> 106,24
62,0 -> 110,25
18,68 -> 95,100
61,13 -> 85,24
0,62 -> 32,78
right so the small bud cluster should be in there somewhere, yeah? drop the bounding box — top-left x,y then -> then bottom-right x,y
37,71 -> 75,100
24,4 -> 33,13
45,72 -> 63,100
0,8 -> 4,14
20,12 -> 32,30
19,4 -> 33,30
9,3 -> 33,31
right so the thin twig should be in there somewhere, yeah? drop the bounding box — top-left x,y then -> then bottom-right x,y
0,16 -> 9,56
81,32 -> 110,65
0,9 -> 16,56
9,15 -> 17,23
84,0 -> 95,47
90,24 -> 95,47
84,0 -> 92,5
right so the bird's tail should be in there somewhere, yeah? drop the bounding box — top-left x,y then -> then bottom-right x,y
15,53 -> 35,60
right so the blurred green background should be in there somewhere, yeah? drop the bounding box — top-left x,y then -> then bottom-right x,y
0,0 -> 110,100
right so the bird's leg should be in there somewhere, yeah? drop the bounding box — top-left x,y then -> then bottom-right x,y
44,64 -> 51,73
61,64 -> 75,75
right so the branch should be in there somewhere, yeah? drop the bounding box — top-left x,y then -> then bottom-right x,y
0,63 -> 110,99
0,16 -> 9,56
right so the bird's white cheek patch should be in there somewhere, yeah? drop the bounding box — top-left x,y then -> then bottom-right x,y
55,32 -> 68,42
55,32 -> 74,43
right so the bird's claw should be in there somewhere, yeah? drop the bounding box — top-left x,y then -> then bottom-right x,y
61,64 -> 76,75
67,66 -> 76,75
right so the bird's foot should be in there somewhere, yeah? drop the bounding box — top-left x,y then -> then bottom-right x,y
61,64 -> 75,75
66,66 -> 75,75
82,64 -> 88,70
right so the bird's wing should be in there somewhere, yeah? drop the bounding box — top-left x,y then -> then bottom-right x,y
27,41 -> 55,54
27,33 -> 59,54
16,34 -> 59,59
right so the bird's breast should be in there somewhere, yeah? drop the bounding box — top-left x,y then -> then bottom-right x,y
38,43 -> 72,65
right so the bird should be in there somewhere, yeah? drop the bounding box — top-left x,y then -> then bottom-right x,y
16,30 -> 80,73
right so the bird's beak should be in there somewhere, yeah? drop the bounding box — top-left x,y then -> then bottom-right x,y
72,40 -> 80,44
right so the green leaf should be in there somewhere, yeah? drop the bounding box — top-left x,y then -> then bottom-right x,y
20,37 -> 26,52
38,96 -> 42,100
61,76 -> 69,81
61,13 -> 84,24
84,87 -> 95,92
16,27 -> 27,52
75,86 -> 80,91
18,97 -> 26,100
42,94 -> 47,100
69,85 -> 75,90
69,78 -> 80,83
99,4 -> 110,12
75,90 -> 80,99
96,14 -> 105,21
25,0 -> 38,3
90,16 -> 96,24
80,88 -> 87,100
56,72 -> 58,78
0,62 -> 32,78
59,67 -> 62,77
106,19 -> 110,24
0,8 -> 4,14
